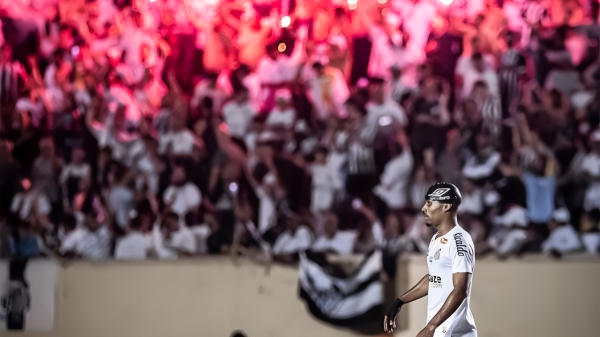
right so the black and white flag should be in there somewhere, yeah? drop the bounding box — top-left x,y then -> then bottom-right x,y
298,250 -> 384,334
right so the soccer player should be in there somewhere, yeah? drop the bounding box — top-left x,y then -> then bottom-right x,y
383,182 -> 476,337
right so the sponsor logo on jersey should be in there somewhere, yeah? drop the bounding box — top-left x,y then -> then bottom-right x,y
453,233 -> 469,256
434,249 -> 441,260
440,238 -> 448,244
429,275 -> 442,283
429,275 -> 442,288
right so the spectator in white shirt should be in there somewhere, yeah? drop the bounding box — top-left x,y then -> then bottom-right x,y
60,147 -> 91,209
306,62 -> 350,121
76,208 -> 112,260
386,64 -> 410,103
390,32 -> 426,89
10,179 -> 53,230
488,204 -> 529,257
383,212 -> 412,256
363,79 -> 408,143
581,129 -> 600,213
222,88 -> 256,140
265,88 -> 296,130
107,164 -> 134,229
60,147 -> 91,183
256,43 -> 304,87
153,212 -> 197,259
158,114 -> 198,156
85,102 -> 141,167
134,136 -> 162,194
256,42 -> 305,112
542,208 -> 583,258
107,47 -> 135,86
458,52 -> 500,101
190,211 -> 220,255
57,213 -> 85,257
190,73 -> 228,115
72,176 -> 103,227
455,37 -> 496,87
272,218 -> 314,263
373,138 -> 413,211
457,178 -> 486,243
229,64 -> 263,112
462,131 -> 501,181
309,147 -> 338,215
115,215 -> 152,260
311,213 -> 357,255
106,75 -> 142,128
580,209 -> 600,254
352,199 -> 384,254
163,165 -> 202,220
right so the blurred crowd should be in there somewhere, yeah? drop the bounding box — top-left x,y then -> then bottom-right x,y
0,0 -> 599,270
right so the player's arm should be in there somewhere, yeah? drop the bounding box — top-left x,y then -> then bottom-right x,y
416,272 -> 471,337
399,273 -> 430,303
383,274 -> 429,333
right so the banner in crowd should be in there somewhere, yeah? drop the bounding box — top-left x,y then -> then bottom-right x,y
298,250 -> 384,334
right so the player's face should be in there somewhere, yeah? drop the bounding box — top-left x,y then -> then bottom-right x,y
421,200 -> 448,227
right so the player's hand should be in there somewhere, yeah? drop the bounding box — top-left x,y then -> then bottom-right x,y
415,324 -> 435,337
383,315 -> 396,333
384,298 -> 404,333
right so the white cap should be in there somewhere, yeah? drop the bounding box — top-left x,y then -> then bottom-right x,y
552,208 -> 570,223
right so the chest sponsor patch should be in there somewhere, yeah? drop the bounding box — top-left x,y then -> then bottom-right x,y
429,275 -> 442,288
440,238 -> 448,244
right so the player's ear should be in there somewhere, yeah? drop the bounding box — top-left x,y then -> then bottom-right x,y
443,203 -> 451,212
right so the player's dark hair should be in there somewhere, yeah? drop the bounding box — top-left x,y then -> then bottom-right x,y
230,330 -> 247,337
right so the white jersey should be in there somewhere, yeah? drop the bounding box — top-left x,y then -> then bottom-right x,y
426,225 -> 477,337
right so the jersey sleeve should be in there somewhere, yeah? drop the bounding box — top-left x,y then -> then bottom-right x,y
450,232 -> 475,274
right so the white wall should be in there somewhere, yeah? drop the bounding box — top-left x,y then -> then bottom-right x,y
3,255 -> 600,337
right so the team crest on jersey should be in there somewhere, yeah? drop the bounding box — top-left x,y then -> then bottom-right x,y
428,188 -> 450,197
434,249 -> 441,260
441,238 -> 448,244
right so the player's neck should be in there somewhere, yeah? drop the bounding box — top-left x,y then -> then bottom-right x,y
435,218 -> 458,238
